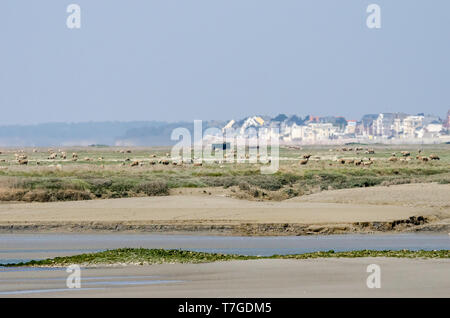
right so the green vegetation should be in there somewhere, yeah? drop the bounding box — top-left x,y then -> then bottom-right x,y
6,248 -> 449,267
273,249 -> 450,259
0,144 -> 449,202
7,248 -> 255,267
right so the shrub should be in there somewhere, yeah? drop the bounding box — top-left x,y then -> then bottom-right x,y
251,188 -> 260,197
247,176 -> 284,191
0,188 -> 27,201
110,179 -> 137,193
19,189 -> 93,202
285,188 -> 299,198
21,189 -> 51,202
134,180 -> 169,196
202,176 -> 238,188
53,190 -> 93,201
238,182 -> 250,191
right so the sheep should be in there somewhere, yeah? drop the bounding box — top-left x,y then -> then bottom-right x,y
429,154 -> 440,160
401,151 -> 410,157
302,154 -> 312,159
130,161 -> 139,167
18,159 -> 28,165
388,157 -> 398,162
299,159 -> 308,165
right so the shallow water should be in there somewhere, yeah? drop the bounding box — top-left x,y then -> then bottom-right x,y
0,233 -> 448,265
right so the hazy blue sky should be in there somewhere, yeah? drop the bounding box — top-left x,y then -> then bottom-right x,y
1,0 -> 449,125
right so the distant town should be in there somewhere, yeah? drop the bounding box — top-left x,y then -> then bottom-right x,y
1,110 -> 450,147
219,110 -> 450,145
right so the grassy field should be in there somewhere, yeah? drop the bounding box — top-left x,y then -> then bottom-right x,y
0,144 -> 449,202
6,248 -> 450,267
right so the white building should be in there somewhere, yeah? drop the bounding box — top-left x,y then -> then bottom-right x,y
345,120 -> 356,134
403,115 -> 424,138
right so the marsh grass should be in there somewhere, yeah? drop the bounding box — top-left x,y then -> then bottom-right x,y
0,145 -> 449,202
6,248 -> 449,267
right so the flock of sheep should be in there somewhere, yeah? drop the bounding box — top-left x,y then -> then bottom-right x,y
297,147 -> 440,167
0,146 -> 442,168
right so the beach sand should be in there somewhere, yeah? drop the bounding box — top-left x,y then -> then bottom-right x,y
0,183 -> 448,235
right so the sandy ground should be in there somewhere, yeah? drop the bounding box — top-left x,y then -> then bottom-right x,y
1,258 -> 449,297
291,183 -> 450,209
0,183 -> 448,234
0,192 -> 435,224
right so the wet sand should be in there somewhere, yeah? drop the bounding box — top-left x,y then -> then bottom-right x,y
1,258 -> 449,297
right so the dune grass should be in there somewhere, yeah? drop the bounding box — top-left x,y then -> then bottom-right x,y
5,248 -> 449,267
